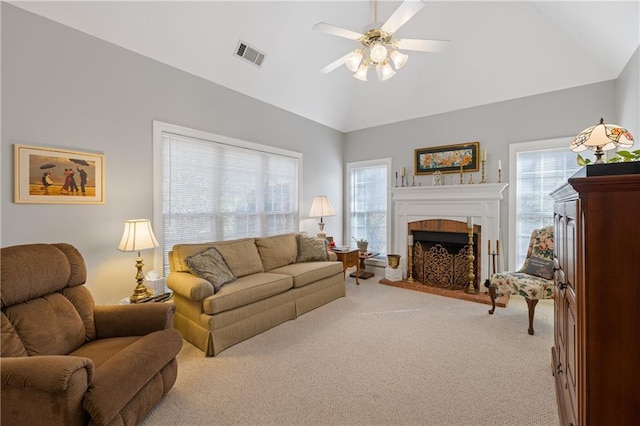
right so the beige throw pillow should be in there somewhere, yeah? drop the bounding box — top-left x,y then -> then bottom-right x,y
296,235 -> 329,262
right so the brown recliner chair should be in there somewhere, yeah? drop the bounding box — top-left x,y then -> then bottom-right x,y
1,243 -> 183,426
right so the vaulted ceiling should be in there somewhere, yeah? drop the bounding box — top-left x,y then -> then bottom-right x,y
11,1 -> 640,133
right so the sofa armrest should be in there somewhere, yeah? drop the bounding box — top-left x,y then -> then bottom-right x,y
1,355 -> 93,393
93,303 -> 175,338
328,251 -> 337,261
167,271 -> 214,302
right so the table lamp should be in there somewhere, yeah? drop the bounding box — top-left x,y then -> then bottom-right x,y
309,195 -> 335,238
118,219 -> 159,303
570,118 -> 634,164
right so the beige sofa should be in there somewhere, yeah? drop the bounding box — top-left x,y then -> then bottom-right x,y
167,233 -> 345,356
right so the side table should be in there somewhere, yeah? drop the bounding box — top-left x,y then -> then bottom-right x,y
332,249 -> 360,285
350,251 -> 377,280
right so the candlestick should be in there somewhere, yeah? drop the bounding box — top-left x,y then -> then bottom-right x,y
395,171 -> 398,187
480,160 -> 486,183
459,163 -> 464,184
408,234 -> 413,246
465,225 -> 478,294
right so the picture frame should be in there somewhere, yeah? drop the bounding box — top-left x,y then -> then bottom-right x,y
414,141 -> 480,175
14,144 -> 105,204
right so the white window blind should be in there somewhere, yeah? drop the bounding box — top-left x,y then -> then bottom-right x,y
348,161 -> 389,255
514,148 -> 580,267
161,132 -> 299,276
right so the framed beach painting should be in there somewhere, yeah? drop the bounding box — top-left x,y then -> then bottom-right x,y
14,144 -> 105,204
414,142 -> 480,175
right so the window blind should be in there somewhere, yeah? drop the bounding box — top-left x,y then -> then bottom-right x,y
161,132 -> 298,276
515,148 -> 580,267
349,163 -> 388,255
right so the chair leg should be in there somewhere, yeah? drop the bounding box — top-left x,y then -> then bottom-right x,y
488,282 -> 498,315
525,298 -> 539,335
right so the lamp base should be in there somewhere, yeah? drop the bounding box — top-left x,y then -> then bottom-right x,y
130,280 -> 153,303
129,255 -> 152,303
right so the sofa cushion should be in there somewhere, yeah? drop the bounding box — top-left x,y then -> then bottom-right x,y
255,233 -> 298,271
185,247 -> 236,293
212,239 -> 264,278
270,262 -> 344,288
296,235 -> 329,262
202,273 -> 293,315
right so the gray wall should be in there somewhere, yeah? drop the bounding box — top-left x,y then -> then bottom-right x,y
344,80 -> 619,266
616,47 -> 639,137
1,4 -> 343,304
2,4 -> 638,303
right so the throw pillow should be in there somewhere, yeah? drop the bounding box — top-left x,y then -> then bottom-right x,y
523,256 -> 554,280
296,235 -> 329,262
185,247 -> 236,293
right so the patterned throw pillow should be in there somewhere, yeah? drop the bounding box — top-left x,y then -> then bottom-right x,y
185,247 -> 236,293
296,235 -> 329,262
523,256 -> 554,280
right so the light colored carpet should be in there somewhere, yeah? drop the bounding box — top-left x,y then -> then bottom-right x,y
142,275 -> 559,426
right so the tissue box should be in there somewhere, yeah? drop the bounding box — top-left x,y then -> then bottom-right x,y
385,267 -> 403,282
145,278 -> 167,295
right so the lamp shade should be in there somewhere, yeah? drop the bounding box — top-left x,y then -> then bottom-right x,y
309,196 -> 335,219
570,118 -> 634,153
118,219 -> 159,252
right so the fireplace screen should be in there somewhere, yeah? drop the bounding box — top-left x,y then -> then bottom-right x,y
412,240 -> 476,290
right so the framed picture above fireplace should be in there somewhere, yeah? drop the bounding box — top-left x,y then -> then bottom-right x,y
415,142 -> 480,175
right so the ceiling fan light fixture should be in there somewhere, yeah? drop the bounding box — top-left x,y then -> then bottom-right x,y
354,61 -> 370,81
369,43 -> 388,63
376,61 -> 396,81
390,49 -> 408,70
345,50 -> 364,72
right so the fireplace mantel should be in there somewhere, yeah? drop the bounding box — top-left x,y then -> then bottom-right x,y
390,183 -> 508,288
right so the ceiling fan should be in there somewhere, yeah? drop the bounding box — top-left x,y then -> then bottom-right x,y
313,0 -> 448,82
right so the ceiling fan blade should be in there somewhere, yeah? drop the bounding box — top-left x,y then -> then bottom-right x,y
313,22 -> 363,41
381,0 -> 426,34
319,52 -> 351,74
395,38 -> 449,52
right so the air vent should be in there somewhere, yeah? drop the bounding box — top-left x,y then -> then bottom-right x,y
235,40 -> 265,67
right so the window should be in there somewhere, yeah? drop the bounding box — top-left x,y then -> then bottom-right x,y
509,138 -> 581,269
153,122 -> 301,276
346,159 -> 391,256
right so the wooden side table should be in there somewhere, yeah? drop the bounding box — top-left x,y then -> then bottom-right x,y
350,251 -> 377,280
332,249 -> 360,285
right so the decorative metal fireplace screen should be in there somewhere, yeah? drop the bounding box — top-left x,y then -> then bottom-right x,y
409,220 -> 480,290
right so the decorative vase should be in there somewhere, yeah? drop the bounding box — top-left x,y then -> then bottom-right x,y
357,241 -> 368,253
387,254 -> 401,269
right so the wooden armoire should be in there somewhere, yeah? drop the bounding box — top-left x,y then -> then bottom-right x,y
550,168 -> 640,425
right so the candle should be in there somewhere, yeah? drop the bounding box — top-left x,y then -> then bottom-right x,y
401,167 -> 406,177
496,240 -> 500,255
498,160 -> 502,170
408,235 -> 413,246
481,150 -> 487,162
467,216 -> 473,228
488,239 -> 491,254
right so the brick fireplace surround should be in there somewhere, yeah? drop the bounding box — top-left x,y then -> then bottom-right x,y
389,183 -> 508,292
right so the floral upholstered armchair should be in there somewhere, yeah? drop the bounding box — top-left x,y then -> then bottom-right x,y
487,225 -> 554,335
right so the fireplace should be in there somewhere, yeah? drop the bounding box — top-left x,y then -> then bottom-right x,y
390,183 -> 508,291
409,219 -> 479,290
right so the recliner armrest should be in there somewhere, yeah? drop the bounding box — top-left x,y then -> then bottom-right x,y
1,355 -> 93,393
93,303 -> 175,338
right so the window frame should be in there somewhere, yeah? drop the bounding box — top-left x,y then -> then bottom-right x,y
152,121 -> 303,274
345,158 -> 392,263
507,137 -> 574,270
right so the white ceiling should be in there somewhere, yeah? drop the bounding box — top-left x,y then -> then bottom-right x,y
11,1 -> 640,133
